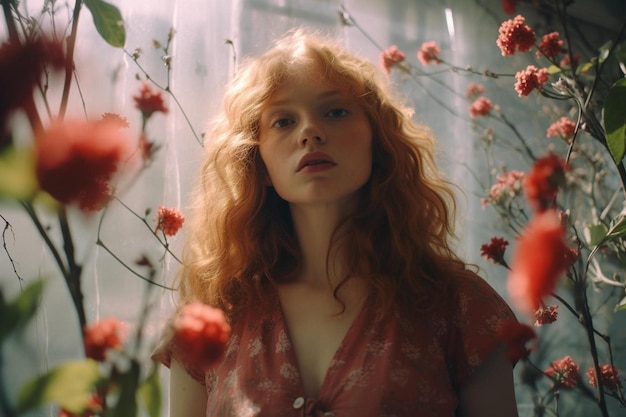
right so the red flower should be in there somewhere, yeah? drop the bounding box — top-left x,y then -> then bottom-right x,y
546,117 -> 576,140
536,32 -> 563,59
496,15 -> 536,56
133,82 -> 168,118
586,364 -> 622,391
465,82 -> 485,98
534,304 -> 558,327
417,41 -> 442,66
523,153 -> 569,212
545,355 -> 579,388
480,237 -> 509,265
469,96 -> 494,118
156,205 -> 185,236
83,318 -> 126,361
508,210 -> 571,314
0,38 -> 65,133
514,65 -> 549,96
173,302 -> 231,371
502,0 -> 517,15
379,45 -> 406,74
497,320 -> 537,362
35,119 -> 136,211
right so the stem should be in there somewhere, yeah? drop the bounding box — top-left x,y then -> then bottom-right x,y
58,0 -> 83,119
58,207 -> 87,337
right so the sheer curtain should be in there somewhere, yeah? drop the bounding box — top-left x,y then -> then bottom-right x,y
2,1 -> 623,416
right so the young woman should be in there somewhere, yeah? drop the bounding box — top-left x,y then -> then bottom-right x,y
155,30 -> 519,417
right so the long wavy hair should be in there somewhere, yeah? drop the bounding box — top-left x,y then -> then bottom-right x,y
179,29 -> 472,320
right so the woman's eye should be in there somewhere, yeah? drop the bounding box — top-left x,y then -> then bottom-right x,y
326,108 -> 348,118
272,118 -> 294,128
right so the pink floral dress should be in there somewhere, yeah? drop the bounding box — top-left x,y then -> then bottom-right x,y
154,272 -> 516,416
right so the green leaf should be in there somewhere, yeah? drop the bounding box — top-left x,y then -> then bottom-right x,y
577,60 -> 596,75
616,42 -> 626,73
0,279 -> 45,341
17,360 -> 102,414
588,215 -> 626,262
584,223 -> 609,246
547,64 -> 562,75
138,365 -> 162,417
616,295 -> 626,312
599,40 -> 613,64
603,77 -> 626,164
0,147 -> 38,201
83,0 -> 126,47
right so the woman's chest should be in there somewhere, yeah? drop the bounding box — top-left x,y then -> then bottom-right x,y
204,305 -> 458,417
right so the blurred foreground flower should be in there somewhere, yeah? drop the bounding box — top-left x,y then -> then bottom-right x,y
35,118 -> 137,211
83,318 -> 126,362
508,210 -> 571,315
173,302 -> 231,371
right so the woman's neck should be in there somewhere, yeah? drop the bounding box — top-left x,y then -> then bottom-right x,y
289,203 -> 351,289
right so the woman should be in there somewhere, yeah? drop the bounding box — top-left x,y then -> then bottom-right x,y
156,29 -> 519,417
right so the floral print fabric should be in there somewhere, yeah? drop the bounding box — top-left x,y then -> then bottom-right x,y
154,272 -> 516,416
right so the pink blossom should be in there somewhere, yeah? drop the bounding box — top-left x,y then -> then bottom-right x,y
469,97 -> 494,118
465,82 -> 485,98
545,356 -> 580,388
173,302 -> 231,371
417,41 -> 442,66
483,170 -> 525,208
546,117 -> 576,140
156,206 -> 185,236
514,65 -> 549,96
534,305 -> 558,326
497,15 -> 536,56
586,364 -> 622,391
508,210 -> 571,315
536,32 -> 563,59
379,45 -> 406,74
83,318 -> 126,361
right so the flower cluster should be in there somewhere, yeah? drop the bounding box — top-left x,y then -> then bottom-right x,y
480,237 -> 509,266
536,32 -> 564,59
546,116 -> 576,141
496,15 -> 536,56
380,45 -> 406,74
587,365 -> 622,391
534,304 -> 558,327
481,169 -> 525,209
514,65 -> 549,97
156,205 -> 185,237
469,96 -> 494,118
523,153 -> 569,212
417,41 -> 441,66
133,82 -> 169,119
545,355 -> 580,389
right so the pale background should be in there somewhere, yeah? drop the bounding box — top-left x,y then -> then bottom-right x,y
1,0 -> 625,416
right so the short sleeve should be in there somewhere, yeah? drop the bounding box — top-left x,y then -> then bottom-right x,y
151,316 -> 207,385
449,272 -> 517,387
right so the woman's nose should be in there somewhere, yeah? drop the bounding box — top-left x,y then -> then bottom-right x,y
299,118 -> 326,146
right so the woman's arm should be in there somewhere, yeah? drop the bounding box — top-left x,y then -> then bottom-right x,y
169,359 -> 208,417
458,347 -> 519,417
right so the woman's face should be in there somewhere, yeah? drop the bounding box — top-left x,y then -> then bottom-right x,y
258,64 -> 373,211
